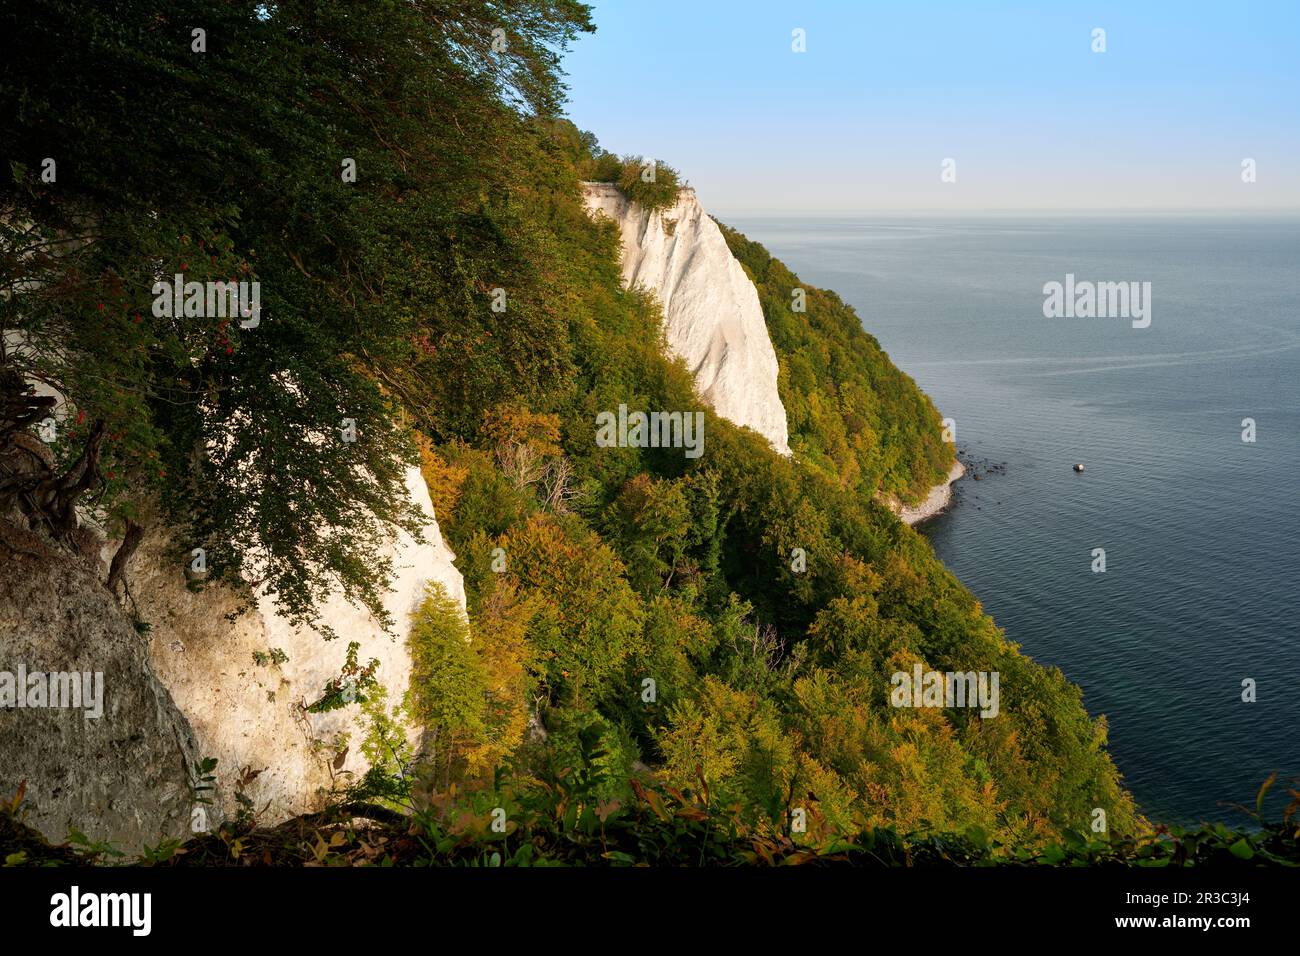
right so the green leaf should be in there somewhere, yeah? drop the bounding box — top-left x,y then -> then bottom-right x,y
1228,839 -> 1255,861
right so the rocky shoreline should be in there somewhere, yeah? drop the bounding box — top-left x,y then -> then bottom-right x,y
898,458 -> 967,526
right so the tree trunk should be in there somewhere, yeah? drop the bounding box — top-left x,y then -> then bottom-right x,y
32,418 -> 106,536
106,517 -> 144,595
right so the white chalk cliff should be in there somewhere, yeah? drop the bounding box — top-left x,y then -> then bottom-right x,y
1,379 -> 465,846
130,465 -> 465,826
580,186 -> 962,525
582,182 -> 791,456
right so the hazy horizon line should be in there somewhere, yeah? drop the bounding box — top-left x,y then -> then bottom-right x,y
705,206 -> 1300,218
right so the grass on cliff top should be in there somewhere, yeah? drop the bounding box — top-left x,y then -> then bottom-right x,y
586,152 -> 684,212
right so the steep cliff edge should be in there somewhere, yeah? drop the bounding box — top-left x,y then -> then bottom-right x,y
581,182 -> 792,456
1,431 -> 466,844
0,4 -> 1142,864
712,217 -> 959,517
131,465 -> 465,826
585,183 -> 960,520
0,524 -> 199,850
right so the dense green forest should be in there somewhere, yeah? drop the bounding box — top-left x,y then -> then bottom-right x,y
0,0 -> 1212,864
718,223 -> 953,503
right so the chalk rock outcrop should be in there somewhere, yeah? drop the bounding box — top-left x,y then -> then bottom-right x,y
582,182 -> 791,456
0,525 -> 199,851
132,466 -> 465,826
1,353 -> 466,844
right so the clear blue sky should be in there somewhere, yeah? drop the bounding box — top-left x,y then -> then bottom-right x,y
560,1 -> 1300,213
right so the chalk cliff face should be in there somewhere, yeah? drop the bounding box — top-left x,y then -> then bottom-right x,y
1,419 -> 465,847
0,525 -> 199,851
131,466 -> 465,826
582,182 -> 791,457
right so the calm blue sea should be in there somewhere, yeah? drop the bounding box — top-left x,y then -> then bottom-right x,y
727,213 -> 1300,826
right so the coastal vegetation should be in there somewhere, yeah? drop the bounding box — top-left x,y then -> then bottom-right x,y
4,772 -> 1296,867
585,152 -> 684,212
718,223 -> 953,503
0,0 -> 1245,864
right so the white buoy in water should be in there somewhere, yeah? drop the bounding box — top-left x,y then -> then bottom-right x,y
1073,463 -> 1085,473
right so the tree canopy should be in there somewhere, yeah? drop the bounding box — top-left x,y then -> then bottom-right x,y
1,0 -> 1141,850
